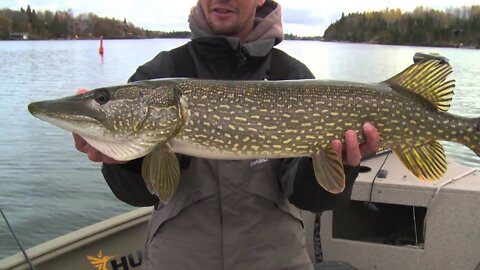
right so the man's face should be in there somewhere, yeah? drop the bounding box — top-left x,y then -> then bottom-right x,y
200,0 -> 265,39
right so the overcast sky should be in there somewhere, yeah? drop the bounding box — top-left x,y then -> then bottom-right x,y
2,0 -> 479,36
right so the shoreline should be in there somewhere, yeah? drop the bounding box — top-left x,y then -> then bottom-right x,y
2,37 -> 478,49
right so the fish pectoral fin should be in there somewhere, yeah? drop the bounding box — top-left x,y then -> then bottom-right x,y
312,145 -> 345,194
393,140 -> 447,181
141,146 -> 180,204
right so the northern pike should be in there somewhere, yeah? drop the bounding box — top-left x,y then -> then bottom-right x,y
28,59 -> 480,203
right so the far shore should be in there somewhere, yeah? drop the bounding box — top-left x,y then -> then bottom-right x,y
3,37 -> 478,50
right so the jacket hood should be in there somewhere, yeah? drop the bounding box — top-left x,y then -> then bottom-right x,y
188,0 -> 283,56
244,0 -> 283,44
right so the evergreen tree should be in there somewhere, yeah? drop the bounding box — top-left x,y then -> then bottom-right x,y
324,5 -> 480,47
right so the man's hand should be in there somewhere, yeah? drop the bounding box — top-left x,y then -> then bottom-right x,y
73,88 -> 126,165
73,133 -> 126,164
331,122 -> 380,166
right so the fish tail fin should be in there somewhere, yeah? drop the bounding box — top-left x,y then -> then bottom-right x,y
385,59 -> 455,112
393,141 -> 447,181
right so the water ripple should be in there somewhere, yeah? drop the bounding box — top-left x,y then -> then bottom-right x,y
1,39 -> 479,258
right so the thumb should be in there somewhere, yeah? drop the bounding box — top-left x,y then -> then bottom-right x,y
76,88 -> 89,95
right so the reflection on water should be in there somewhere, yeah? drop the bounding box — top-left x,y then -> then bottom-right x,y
0,39 -> 479,258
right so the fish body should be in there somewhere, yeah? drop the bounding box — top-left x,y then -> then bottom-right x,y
171,79 -> 467,158
28,60 -> 480,203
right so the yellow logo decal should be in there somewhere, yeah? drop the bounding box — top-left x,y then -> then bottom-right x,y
87,250 -> 116,270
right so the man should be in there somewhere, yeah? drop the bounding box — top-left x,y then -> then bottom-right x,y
73,0 -> 379,269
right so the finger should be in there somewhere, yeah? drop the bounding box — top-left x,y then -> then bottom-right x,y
330,139 -> 343,161
84,143 -> 126,164
76,88 -> 89,95
73,133 -> 103,162
103,156 -> 127,165
73,132 -> 125,164
84,145 -> 104,162
72,133 -> 88,153
360,122 -> 380,156
344,129 -> 361,166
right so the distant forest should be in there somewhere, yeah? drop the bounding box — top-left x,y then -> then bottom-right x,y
324,5 -> 480,48
0,5 -> 190,40
1,5 -> 480,48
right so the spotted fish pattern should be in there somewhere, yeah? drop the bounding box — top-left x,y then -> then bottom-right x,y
28,60 -> 480,203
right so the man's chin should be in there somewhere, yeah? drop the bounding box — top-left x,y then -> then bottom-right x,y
209,21 -> 238,35
212,27 -> 239,37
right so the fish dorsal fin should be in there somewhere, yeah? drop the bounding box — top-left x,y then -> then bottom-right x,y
393,140 -> 447,181
312,145 -> 345,193
385,60 -> 455,112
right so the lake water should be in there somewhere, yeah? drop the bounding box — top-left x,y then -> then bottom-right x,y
0,39 -> 479,259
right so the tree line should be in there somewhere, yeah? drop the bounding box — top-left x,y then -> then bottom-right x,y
0,5 -> 185,40
323,5 -> 480,48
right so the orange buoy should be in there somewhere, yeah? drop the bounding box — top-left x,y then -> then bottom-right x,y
99,35 -> 104,55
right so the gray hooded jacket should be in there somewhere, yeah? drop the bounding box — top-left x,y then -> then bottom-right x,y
102,1 -> 359,269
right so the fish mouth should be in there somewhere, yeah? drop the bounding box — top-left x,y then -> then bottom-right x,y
28,101 -> 101,124
28,101 -> 103,137
52,114 -> 100,124
29,109 -> 99,126
34,112 -> 101,132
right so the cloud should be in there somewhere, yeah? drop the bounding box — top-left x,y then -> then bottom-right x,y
279,2 -> 342,36
278,0 -> 480,36
4,0 -> 196,31
3,0 -> 480,35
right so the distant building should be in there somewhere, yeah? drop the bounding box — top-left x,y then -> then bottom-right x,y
9,32 -> 29,40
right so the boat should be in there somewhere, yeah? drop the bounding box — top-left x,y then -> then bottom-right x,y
314,152 -> 480,270
0,206 -> 150,270
1,152 -> 479,270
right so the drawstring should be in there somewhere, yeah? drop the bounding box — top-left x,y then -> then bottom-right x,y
235,47 -> 247,69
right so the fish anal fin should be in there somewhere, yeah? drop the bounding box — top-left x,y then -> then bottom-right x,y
141,145 -> 180,204
393,140 -> 447,181
385,59 -> 455,112
312,145 -> 345,194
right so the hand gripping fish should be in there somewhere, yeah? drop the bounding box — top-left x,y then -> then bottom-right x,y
28,60 -> 480,203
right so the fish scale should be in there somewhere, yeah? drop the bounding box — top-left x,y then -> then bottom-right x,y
173,79 -> 425,158
28,59 -> 480,203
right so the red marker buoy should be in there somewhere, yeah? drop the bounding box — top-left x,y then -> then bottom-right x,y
99,35 -> 104,55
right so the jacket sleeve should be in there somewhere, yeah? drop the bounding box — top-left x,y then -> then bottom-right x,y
102,159 -> 158,206
101,50 -> 177,206
280,158 -> 359,212
128,51 -> 176,82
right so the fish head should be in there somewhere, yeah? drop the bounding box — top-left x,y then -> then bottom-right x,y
28,79 -> 186,160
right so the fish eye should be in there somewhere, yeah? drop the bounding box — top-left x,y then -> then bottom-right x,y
94,90 -> 111,105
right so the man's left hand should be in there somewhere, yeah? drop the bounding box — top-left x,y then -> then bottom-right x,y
330,122 -> 380,166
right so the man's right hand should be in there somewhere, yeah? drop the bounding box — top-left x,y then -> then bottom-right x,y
73,88 -> 126,165
73,133 -> 126,164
